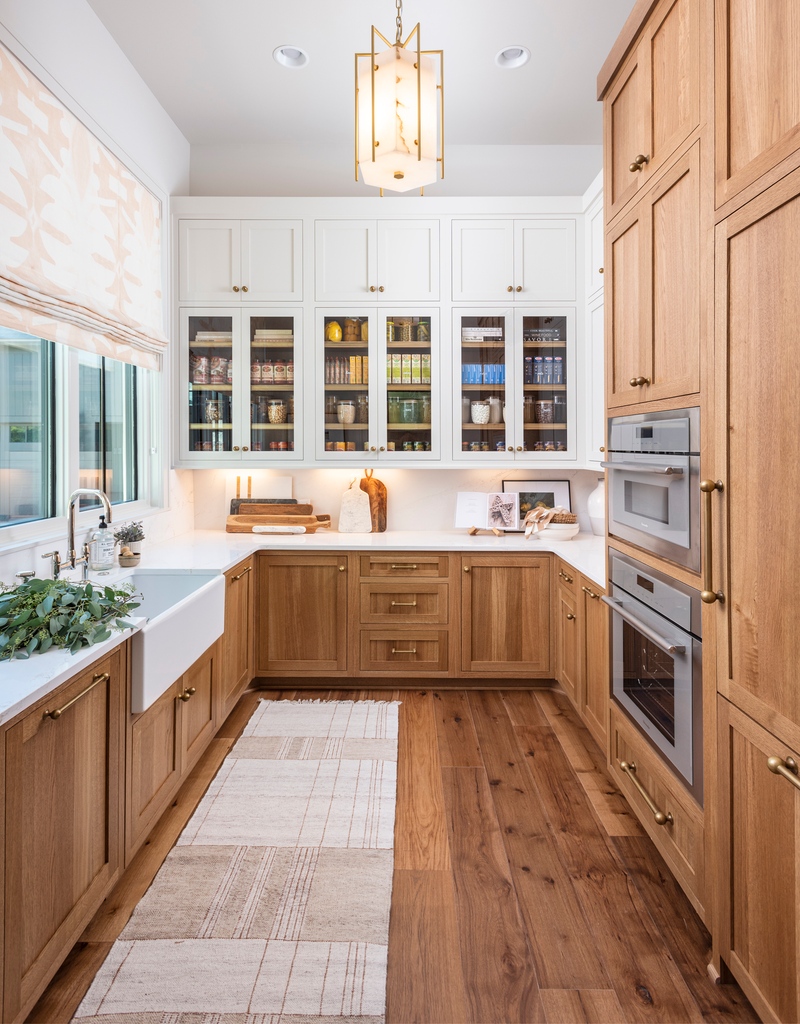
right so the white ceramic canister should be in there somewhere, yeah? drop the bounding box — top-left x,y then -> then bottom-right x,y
587,475 -> 606,536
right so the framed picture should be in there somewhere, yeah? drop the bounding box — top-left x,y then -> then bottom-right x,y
501,480 -> 572,531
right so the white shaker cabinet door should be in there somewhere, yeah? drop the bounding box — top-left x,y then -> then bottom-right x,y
315,220 -> 376,302
377,220 -> 440,301
452,220 -> 515,301
179,220 -> 240,303
516,219 -> 577,301
241,220 -> 303,302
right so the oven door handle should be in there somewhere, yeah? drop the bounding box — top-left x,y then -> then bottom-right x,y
600,461 -> 685,475
601,595 -> 686,655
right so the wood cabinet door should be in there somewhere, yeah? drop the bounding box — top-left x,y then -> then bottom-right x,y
555,585 -> 579,706
178,220 -> 241,303
580,578 -> 609,751
257,553 -> 349,673
3,650 -> 124,1022
605,48 -> 646,221
606,199 -> 646,407
180,643 -> 218,774
515,220 -> 576,302
451,219 -> 514,301
377,219 -> 440,301
219,558 -> 254,722
241,220 -> 302,302
461,555 -> 550,675
714,170 -> 800,736
716,0 -> 800,209
717,698 -> 800,1024
314,220 -> 376,302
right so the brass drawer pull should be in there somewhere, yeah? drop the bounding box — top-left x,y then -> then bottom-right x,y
391,647 -> 417,654
629,153 -> 649,172
231,565 -> 252,581
391,600 -> 418,607
43,672 -> 110,720
619,760 -> 673,826
566,612 -> 576,621
178,686 -> 197,702
767,755 -> 800,792
700,479 -> 725,604
581,585 -> 600,599
390,563 -> 417,570
558,570 -> 573,583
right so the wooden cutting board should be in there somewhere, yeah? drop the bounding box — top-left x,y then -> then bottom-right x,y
235,503 -> 314,516
226,513 -> 331,533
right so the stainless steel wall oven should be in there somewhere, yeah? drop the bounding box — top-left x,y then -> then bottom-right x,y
604,548 -> 703,804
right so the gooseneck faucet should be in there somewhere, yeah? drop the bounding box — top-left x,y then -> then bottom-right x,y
42,488 -> 112,579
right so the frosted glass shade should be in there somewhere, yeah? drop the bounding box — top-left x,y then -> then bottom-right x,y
356,45 -> 439,193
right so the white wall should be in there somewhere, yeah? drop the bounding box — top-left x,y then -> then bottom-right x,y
190,142 -> 603,198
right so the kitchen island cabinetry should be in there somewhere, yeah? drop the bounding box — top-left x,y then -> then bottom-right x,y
460,554 -> 552,677
315,219 -> 439,303
255,552 -> 349,675
218,557 -> 254,721
2,648 -> 126,1024
178,219 -> 303,303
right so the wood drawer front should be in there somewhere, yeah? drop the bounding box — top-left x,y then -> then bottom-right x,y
610,707 -> 706,918
359,582 -> 449,625
359,630 -> 449,674
359,553 -> 450,579
555,558 -> 577,591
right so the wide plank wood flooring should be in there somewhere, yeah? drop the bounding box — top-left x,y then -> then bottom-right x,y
30,686 -> 757,1024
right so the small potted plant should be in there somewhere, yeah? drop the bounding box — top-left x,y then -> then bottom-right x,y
114,521 -> 145,566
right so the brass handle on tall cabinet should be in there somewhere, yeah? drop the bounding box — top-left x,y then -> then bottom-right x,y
231,565 -> 252,581
582,585 -> 600,600
767,755 -> 800,792
700,479 -> 725,604
629,153 -> 649,172
42,672 -> 109,720
566,612 -> 575,621
629,376 -> 651,387
619,761 -> 673,825
178,686 -> 196,702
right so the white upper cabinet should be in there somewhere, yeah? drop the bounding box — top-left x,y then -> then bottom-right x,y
315,219 -> 440,303
178,219 -> 303,303
452,219 -> 577,302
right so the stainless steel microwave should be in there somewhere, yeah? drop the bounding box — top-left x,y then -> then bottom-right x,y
602,408 -> 700,572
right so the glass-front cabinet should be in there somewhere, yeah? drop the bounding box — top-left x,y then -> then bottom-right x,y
180,308 -> 301,462
454,308 -> 575,460
316,309 -> 439,461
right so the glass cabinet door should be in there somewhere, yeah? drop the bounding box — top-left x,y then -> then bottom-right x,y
247,312 -> 298,458
383,312 -> 436,459
187,314 -> 235,455
456,314 -> 510,457
519,314 -> 569,455
320,312 -> 372,458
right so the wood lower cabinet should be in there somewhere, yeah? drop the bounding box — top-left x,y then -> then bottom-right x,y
555,577 -> 579,705
218,557 -> 254,721
579,576 -> 609,751
256,552 -> 349,674
3,648 -> 125,1023
461,554 -> 551,677
716,698 -> 800,1024
126,641 -> 219,863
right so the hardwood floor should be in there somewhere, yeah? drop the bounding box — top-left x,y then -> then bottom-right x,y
29,686 -> 757,1024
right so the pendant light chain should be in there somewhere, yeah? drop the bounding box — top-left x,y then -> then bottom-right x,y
395,0 -> 403,44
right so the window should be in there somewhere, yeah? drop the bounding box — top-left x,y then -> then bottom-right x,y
0,328 -> 160,537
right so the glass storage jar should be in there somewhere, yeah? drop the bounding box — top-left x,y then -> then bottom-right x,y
388,394 -> 402,423
471,400 -> 490,424
337,400 -> 356,424
267,399 -> 287,424
401,399 -> 419,424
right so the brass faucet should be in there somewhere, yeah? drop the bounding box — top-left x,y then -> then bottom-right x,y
42,489 -> 112,579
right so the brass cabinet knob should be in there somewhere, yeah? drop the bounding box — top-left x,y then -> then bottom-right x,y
599,267 -> 604,274
566,612 -> 576,620
629,153 -> 649,172
242,446 -> 249,451
370,285 -> 377,292
600,446 -> 605,452
338,565 -> 346,572
379,285 -> 385,292
515,285 -> 522,292
379,446 -> 386,452
507,445 -> 514,451
516,446 -> 523,451
179,686 -> 197,702
370,446 -> 377,452
463,565 -> 471,572
242,285 -> 248,293
629,377 -> 639,387
507,285 -> 514,292
232,285 -> 240,292
629,376 -> 651,387
233,446 -> 240,451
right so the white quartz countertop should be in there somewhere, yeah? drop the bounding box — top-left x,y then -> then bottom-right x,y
0,528 -> 604,727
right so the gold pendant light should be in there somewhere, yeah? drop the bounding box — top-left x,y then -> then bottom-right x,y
355,0 -> 444,194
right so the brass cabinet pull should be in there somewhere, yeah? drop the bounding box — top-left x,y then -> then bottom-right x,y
178,686 -> 197,702
566,612 -> 576,621
370,285 -> 377,292
599,267 -> 604,274
700,479 -> 725,604
619,760 -> 673,826
390,563 -> 417,570
231,565 -> 252,582
43,672 -> 110,720
581,585 -> 600,599
338,565 -> 346,572
515,285 -> 522,292
628,375 -> 651,387
378,285 -> 385,292
242,446 -> 249,452
391,600 -> 417,607
463,565 -> 471,573
242,285 -> 249,293
767,755 -> 800,792
507,285 -> 514,292
233,446 -> 240,452
558,570 -> 573,583
232,285 -> 240,292
370,446 -> 377,452
629,153 -> 649,172
391,647 -> 417,654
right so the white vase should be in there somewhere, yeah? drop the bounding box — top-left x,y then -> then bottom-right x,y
587,476 -> 606,536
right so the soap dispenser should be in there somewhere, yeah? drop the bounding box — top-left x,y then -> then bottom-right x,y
89,515 -> 115,571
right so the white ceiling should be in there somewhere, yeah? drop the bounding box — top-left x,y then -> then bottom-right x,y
86,0 -> 636,195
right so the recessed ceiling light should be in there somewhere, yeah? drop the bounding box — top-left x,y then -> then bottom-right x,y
273,45 -> 310,70
495,45 -> 530,69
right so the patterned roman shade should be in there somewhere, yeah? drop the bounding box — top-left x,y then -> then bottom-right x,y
0,42 -> 168,370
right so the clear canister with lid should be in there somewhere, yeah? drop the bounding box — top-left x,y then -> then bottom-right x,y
267,399 -> 287,424
337,400 -> 356,424
470,400 -> 490,424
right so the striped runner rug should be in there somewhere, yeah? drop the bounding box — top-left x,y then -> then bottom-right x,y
73,699 -> 399,1024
